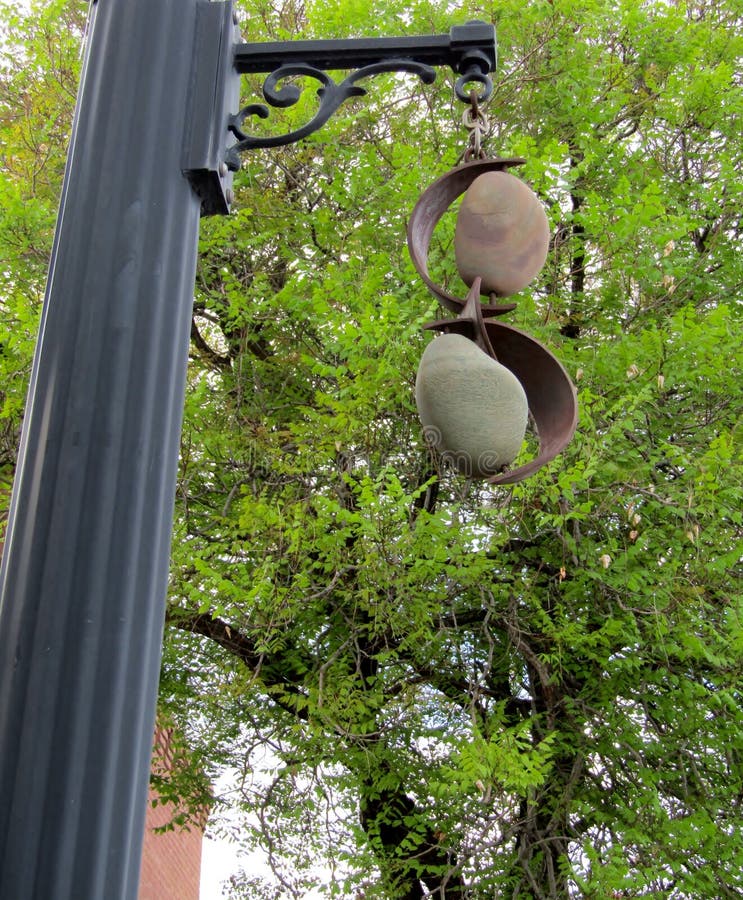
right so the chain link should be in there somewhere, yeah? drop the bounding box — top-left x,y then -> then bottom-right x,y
462,90 -> 489,162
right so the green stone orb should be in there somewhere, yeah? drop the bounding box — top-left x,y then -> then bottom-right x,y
415,333 -> 528,477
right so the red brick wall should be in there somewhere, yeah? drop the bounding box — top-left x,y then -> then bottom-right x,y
137,729 -> 206,900
138,785 -> 205,900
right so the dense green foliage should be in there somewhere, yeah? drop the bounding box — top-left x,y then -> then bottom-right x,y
1,0 -> 742,897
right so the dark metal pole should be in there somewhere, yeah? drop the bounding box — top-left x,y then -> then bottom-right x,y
0,0 -> 204,897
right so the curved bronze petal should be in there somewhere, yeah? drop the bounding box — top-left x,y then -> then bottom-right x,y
407,158 -> 526,315
482,320 -> 578,485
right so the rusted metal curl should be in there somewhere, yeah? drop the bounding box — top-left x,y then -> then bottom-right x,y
407,159 -> 578,485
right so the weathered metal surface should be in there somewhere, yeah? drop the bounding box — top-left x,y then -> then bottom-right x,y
479,320 -> 578,484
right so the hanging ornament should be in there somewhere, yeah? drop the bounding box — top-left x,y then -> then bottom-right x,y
408,95 -> 577,484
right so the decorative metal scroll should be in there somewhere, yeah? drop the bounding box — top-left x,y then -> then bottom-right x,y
226,60 -> 436,157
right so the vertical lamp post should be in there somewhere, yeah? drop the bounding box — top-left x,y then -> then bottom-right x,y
0,2 -> 496,898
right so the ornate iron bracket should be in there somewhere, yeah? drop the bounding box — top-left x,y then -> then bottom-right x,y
226,59 -> 437,159
182,1 -> 496,216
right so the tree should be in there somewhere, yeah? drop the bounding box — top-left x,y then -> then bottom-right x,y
0,0 -> 82,493
1,0 -> 741,897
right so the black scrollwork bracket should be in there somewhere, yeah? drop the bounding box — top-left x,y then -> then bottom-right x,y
182,1 -> 496,216
226,60 -> 437,160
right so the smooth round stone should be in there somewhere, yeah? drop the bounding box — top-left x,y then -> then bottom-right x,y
415,333 -> 528,477
455,171 -> 550,297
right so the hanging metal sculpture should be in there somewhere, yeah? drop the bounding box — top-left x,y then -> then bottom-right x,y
408,97 -> 578,485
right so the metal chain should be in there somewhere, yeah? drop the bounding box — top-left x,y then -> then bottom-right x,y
462,90 -> 489,162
